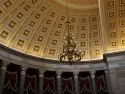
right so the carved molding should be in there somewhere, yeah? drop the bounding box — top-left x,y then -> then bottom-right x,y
39,69 -> 45,77
20,66 -> 27,74
1,60 -> 10,70
90,71 -> 96,78
104,50 -> 125,57
0,43 -> 104,65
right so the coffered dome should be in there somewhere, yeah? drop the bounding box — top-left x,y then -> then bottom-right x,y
0,0 -> 124,61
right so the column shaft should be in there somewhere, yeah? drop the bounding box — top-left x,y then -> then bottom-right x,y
0,69 -> 6,94
74,77 -> 79,94
19,67 -> 26,94
105,71 -> 114,94
39,77 -> 44,94
0,61 -> 8,94
90,72 -> 97,94
74,72 -> 79,94
56,72 -> 62,94
57,77 -> 61,94
38,70 -> 44,94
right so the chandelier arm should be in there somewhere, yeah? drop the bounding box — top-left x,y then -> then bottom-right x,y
60,55 -> 66,63
74,54 -> 81,62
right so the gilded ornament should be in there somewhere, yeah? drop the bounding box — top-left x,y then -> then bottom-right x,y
95,50 -> 100,55
109,12 -> 114,17
17,12 -> 23,19
108,1 -> 115,8
93,25 -> 97,29
41,7 -> 46,11
58,23 -> 62,28
9,21 -> 17,28
81,26 -> 85,30
52,40 -> 57,45
42,27 -> 47,32
81,42 -> 85,47
82,19 -> 86,23
111,41 -> 117,47
29,21 -> 35,27
55,31 -> 60,36
4,1 -> 12,8
121,20 -> 125,26
38,36 -> 43,41
81,34 -> 85,38
24,5 -> 30,11
35,13 -> 40,19
121,0 -> 125,5
34,45 -> 39,51
1,31 -> 9,38
32,0 -> 37,4
110,32 -> 116,37
61,16 -> 65,20
94,41 -> 99,45
18,40 -> 24,46
109,22 -> 115,28
50,49 -> 55,54
122,40 -> 125,45
94,32 -> 98,37
70,26 -> 74,30
121,9 -> 125,16
121,30 -> 125,36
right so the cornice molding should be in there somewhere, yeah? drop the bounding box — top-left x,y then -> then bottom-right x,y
0,43 -> 103,65
104,51 -> 125,57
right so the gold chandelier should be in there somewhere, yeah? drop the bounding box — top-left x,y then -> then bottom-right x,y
58,1 -> 83,65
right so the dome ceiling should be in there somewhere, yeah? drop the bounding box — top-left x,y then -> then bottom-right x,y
0,0 -> 104,60
54,0 -> 98,10
63,0 -> 98,5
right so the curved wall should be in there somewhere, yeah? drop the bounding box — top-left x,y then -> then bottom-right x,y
0,44 -> 107,72
1,63 -> 109,94
0,43 -> 125,94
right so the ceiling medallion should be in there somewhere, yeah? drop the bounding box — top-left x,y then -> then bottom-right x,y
58,0 -> 83,65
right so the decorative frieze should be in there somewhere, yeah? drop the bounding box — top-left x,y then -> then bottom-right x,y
0,43 -> 104,65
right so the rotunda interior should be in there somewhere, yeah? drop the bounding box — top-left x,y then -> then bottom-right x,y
0,0 -> 125,94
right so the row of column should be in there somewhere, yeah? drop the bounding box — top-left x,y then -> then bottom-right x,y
0,60 -> 113,94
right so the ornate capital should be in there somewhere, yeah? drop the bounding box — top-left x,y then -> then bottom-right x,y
20,66 -> 27,74
90,71 -> 96,78
104,70 -> 110,74
1,60 -> 10,70
73,72 -> 79,79
39,70 -> 45,77
56,71 -> 62,78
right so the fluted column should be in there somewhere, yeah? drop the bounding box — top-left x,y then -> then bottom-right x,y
38,70 -> 44,94
73,72 -> 79,94
105,70 -> 114,94
19,66 -> 27,94
90,71 -> 97,94
0,61 -> 9,94
56,72 -> 62,94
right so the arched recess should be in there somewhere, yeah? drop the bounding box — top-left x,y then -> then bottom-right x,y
79,72 -> 93,94
61,72 -> 75,94
24,68 -> 39,94
43,71 -> 57,94
3,64 -> 20,94
96,70 -> 109,94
